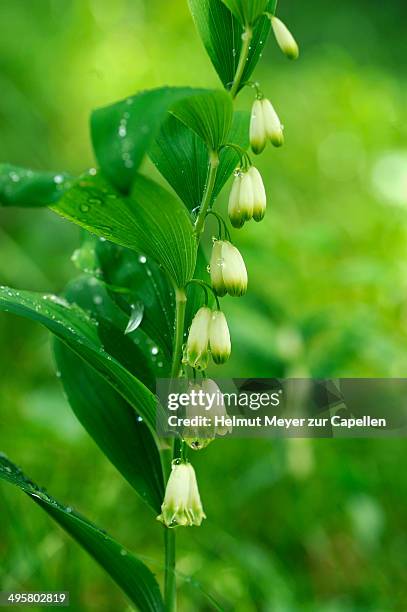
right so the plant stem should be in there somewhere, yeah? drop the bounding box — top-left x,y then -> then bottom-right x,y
230,26 -> 253,99
163,288 -> 188,611
194,150 -> 219,238
164,528 -> 176,612
171,287 -> 187,379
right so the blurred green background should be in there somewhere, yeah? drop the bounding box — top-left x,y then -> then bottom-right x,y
1,0 -> 407,610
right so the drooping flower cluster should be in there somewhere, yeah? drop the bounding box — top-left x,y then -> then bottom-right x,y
210,240 -> 247,296
250,98 -> 284,153
159,10 -> 300,531
183,379 -> 233,450
228,166 -> 267,227
157,460 -> 206,527
185,306 -> 231,370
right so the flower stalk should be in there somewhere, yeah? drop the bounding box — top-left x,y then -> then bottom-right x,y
194,151 -> 220,238
171,288 -> 187,379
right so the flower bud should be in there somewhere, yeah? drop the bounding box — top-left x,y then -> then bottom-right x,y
209,310 -> 231,365
186,306 -> 211,369
228,173 -> 244,229
271,16 -> 299,60
183,379 -> 232,449
248,166 -> 267,222
210,240 -> 248,298
183,382 -> 214,450
250,99 -> 267,155
157,461 -> 206,527
262,99 -> 284,147
228,170 -> 254,228
202,379 -> 233,436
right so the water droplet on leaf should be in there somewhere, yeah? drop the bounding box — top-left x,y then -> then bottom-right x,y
125,302 -> 144,334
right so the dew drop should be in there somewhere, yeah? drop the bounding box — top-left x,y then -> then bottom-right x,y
138,255 -> 147,264
125,301 -> 144,334
191,206 -> 200,221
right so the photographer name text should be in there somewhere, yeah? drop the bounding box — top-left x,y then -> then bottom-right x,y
167,414 -> 387,430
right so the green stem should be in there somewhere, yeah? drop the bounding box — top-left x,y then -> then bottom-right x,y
194,150 -> 219,238
171,288 -> 187,379
230,25 -> 253,99
164,528 -> 176,611
164,288 -> 188,611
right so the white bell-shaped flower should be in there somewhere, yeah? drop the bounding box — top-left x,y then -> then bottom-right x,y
271,16 -> 299,60
157,461 -> 206,527
183,379 -> 232,449
185,306 -> 211,369
210,240 -> 248,297
262,99 -> 284,147
250,99 -> 267,155
228,170 -> 254,228
248,166 -> 267,222
202,378 -> 233,437
228,173 -> 244,229
209,310 -> 231,365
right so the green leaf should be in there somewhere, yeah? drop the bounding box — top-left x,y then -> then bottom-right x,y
64,275 -> 165,388
91,86 -> 233,193
150,111 -> 249,211
0,164 -> 72,208
91,87 -> 194,194
0,454 -> 164,611
93,239 -> 175,361
189,0 -> 276,93
51,171 -> 197,289
215,110 -> 250,198
0,286 -> 162,433
54,340 -> 164,512
170,90 -> 233,151
221,0 -> 269,25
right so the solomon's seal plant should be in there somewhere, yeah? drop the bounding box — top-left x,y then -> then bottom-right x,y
0,1 -> 298,609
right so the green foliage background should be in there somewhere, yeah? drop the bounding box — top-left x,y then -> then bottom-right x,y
1,0 -> 406,609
